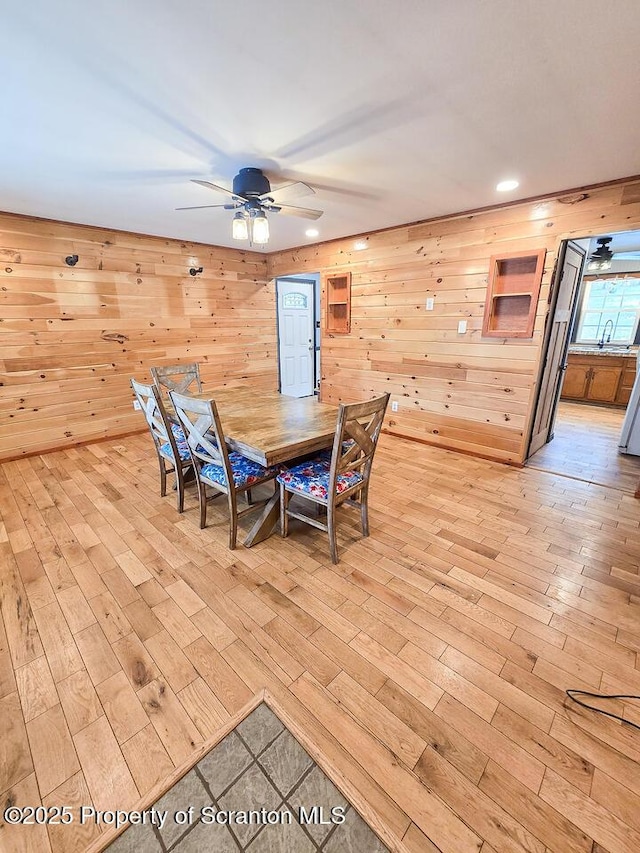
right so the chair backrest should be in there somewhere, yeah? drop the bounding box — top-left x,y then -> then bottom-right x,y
131,377 -> 178,455
169,391 -> 234,491
327,393 -> 390,493
151,363 -> 202,397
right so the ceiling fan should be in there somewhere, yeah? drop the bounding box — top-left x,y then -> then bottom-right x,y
587,236 -> 614,271
176,167 -> 323,245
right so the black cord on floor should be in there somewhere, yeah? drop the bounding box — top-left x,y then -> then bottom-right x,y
566,689 -> 640,731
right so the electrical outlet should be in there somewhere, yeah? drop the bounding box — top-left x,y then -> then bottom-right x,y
391,401 -> 399,412
133,400 -> 141,410
426,297 -> 434,311
457,320 -> 467,334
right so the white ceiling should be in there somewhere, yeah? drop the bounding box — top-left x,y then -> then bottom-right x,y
2,0 -> 640,252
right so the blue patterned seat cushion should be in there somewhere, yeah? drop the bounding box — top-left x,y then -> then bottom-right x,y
201,453 -> 278,488
160,438 -> 190,462
159,423 -> 190,462
170,423 -> 186,443
277,458 -> 363,499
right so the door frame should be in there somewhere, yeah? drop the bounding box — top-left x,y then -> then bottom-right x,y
275,276 -> 317,397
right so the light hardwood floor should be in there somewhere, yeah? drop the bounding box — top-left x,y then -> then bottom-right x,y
528,400 -> 640,495
1,431 -> 640,853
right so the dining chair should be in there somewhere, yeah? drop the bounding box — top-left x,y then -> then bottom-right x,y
130,378 -> 193,513
169,391 -> 280,549
151,362 -> 202,399
277,393 -> 390,563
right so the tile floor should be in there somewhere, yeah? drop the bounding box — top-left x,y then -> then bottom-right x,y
107,703 -> 390,852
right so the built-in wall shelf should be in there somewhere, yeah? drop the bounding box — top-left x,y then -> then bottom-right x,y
482,250 -> 546,338
324,272 -> 351,334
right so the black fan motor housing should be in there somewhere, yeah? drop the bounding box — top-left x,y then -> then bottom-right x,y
591,237 -> 613,261
233,167 -> 271,198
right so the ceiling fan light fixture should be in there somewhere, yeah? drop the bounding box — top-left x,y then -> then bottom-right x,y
251,211 -> 269,245
182,168 -> 322,247
587,258 -> 612,271
587,236 -> 614,271
232,211 -> 248,241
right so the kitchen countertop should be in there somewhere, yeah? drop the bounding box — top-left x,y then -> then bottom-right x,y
568,346 -> 637,357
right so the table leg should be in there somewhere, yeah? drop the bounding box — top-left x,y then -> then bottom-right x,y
243,492 -> 280,547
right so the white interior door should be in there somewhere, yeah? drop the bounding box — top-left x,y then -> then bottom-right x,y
277,278 -> 315,397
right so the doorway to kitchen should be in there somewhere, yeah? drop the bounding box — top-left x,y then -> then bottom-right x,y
526,230 -> 640,493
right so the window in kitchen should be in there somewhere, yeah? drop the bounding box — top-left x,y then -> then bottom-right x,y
575,276 -> 640,345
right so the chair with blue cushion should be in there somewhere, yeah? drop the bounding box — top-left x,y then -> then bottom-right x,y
130,378 -> 192,512
169,391 -> 279,549
151,362 -> 202,402
278,393 -> 389,563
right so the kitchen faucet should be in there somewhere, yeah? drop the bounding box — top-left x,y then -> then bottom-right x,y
598,319 -> 614,348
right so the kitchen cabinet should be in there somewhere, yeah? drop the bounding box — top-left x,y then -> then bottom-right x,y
562,361 -> 592,400
617,357 -> 638,407
561,352 -> 636,405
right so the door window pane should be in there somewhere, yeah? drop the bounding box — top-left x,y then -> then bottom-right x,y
282,292 -> 308,309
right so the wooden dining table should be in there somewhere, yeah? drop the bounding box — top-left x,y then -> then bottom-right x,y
165,387 -> 340,545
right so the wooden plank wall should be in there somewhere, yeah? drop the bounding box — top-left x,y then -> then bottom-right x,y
0,214 -> 274,462
268,179 -> 640,464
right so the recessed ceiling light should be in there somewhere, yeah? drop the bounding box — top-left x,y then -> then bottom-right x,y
305,228 -> 319,238
496,179 -> 519,192
354,240 -> 368,250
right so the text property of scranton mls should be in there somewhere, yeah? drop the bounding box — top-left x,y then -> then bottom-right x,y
2,804 -> 347,831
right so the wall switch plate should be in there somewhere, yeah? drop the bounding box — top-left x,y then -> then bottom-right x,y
391,401 -> 399,412
426,297 -> 434,310
457,320 -> 467,334
133,400 -> 141,410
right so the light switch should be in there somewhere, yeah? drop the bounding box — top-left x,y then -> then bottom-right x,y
391,401 -> 399,412
457,320 -> 467,334
426,297 -> 434,311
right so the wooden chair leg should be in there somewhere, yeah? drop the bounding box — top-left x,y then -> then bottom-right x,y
245,489 -> 252,505
327,503 -> 338,564
280,483 -> 290,538
360,485 -> 370,537
228,493 -> 238,550
159,458 -> 167,497
175,466 -> 185,513
198,480 -> 208,529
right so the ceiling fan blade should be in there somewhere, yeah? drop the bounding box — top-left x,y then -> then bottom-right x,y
191,179 -> 241,200
261,181 -> 315,203
175,203 -> 235,211
270,203 -> 323,220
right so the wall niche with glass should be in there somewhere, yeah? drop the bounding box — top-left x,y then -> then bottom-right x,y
482,250 -> 546,338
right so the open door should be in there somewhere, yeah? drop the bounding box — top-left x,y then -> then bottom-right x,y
528,240 -> 586,457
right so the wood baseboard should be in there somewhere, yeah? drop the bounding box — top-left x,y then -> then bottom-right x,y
0,428 -> 148,464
